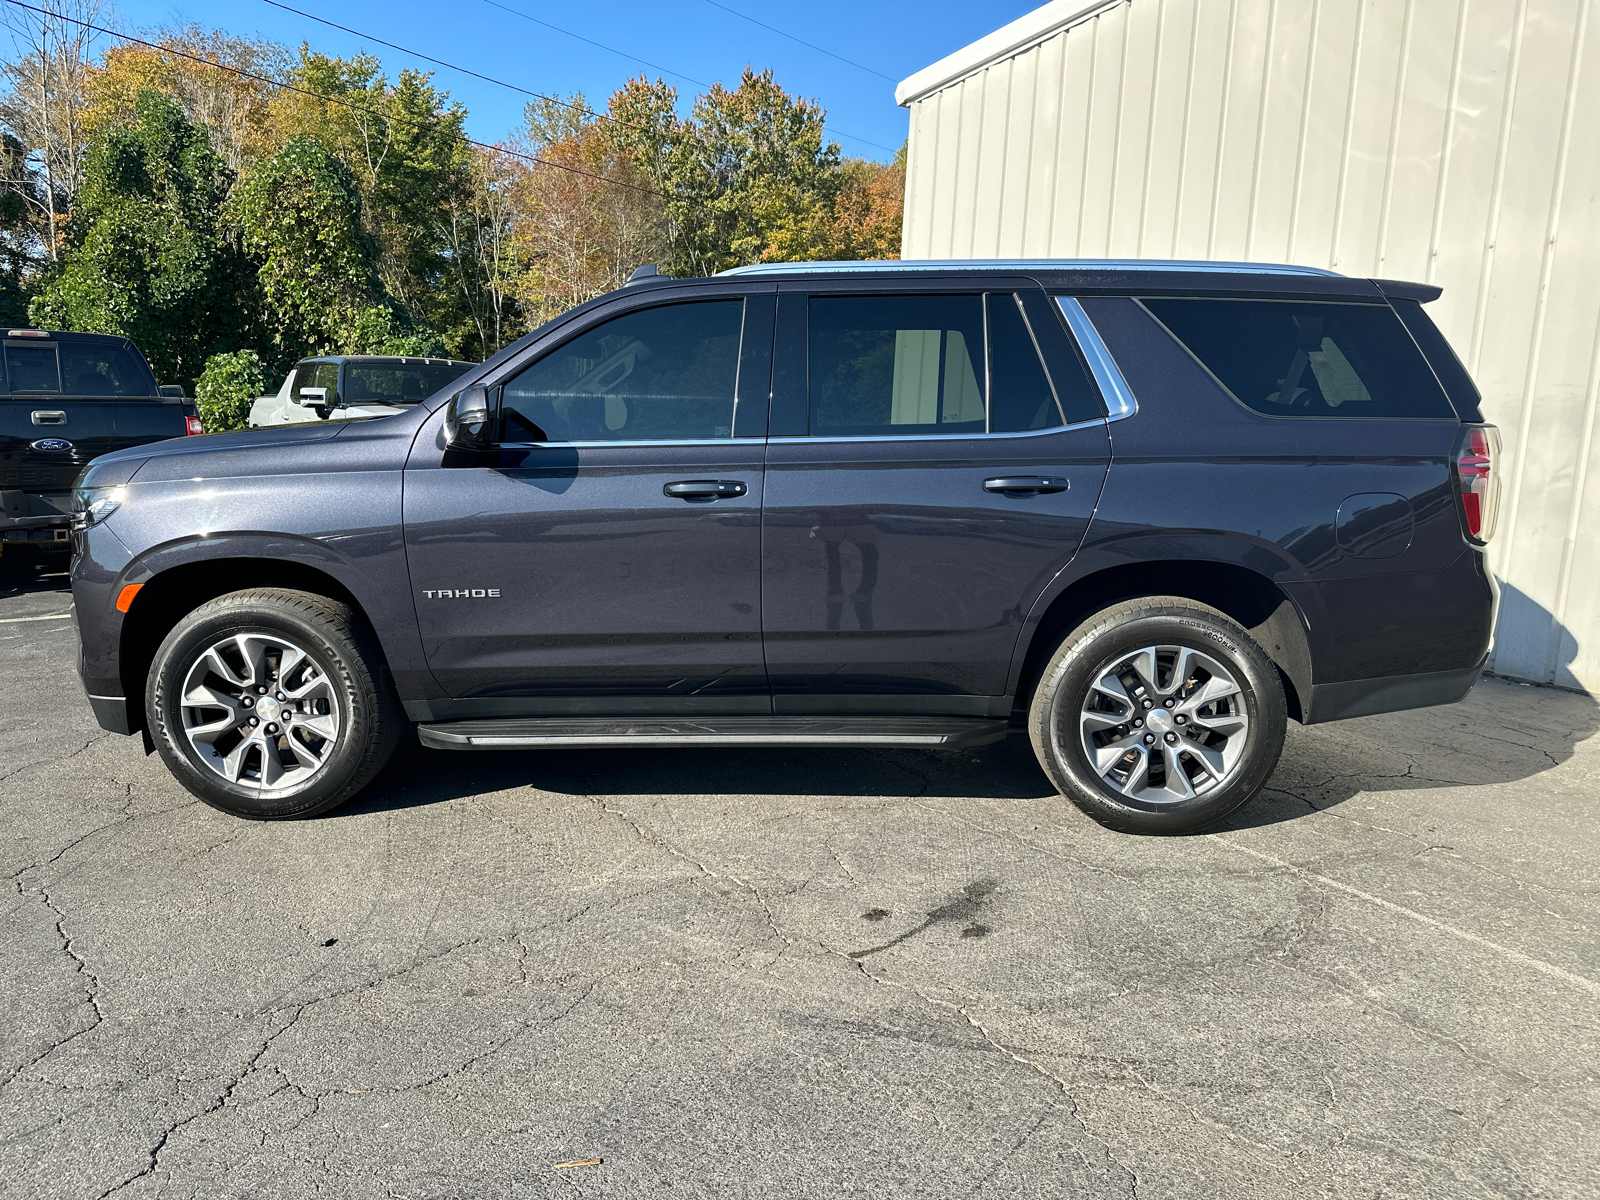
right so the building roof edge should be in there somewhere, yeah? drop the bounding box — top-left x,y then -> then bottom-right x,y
895,0 -> 1120,106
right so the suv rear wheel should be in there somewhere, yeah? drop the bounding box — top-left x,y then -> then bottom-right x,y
1029,597 -> 1287,834
146,588 -> 401,819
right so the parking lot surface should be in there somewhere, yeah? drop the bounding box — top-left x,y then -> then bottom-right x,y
2,547 -> 1597,1199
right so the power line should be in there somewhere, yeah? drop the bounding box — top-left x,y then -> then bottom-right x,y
475,0 -> 896,153
264,0 -> 893,161
699,0 -> 897,83
262,0 -> 624,133
478,0 -> 710,89
0,0 -> 664,196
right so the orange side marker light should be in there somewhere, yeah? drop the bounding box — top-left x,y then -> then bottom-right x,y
115,583 -> 143,613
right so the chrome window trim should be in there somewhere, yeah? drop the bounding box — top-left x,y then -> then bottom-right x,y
1055,297 -> 1137,422
495,437 -> 747,449
718,258 -> 1344,279
767,417 -> 1107,446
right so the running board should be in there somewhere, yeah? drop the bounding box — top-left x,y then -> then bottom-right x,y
416,715 -> 1009,751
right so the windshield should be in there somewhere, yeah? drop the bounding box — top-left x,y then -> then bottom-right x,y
3,340 -> 156,396
345,362 -> 471,406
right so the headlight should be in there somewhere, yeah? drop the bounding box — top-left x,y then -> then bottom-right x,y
71,484 -> 126,530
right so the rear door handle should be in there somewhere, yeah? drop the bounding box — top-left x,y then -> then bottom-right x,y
983,476 -> 1069,496
664,479 -> 748,500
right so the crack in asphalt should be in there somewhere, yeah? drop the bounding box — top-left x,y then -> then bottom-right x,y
0,732 -> 112,785
573,788 -> 1142,1197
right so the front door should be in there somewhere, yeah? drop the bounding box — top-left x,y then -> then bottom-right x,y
761,287 -> 1112,712
403,290 -> 774,713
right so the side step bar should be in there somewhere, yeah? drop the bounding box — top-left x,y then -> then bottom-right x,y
417,715 -> 1010,751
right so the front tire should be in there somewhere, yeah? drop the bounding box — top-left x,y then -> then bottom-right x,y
146,588 -> 401,819
1028,597 -> 1287,834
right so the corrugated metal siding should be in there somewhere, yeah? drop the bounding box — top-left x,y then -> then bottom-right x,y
902,0 -> 1600,691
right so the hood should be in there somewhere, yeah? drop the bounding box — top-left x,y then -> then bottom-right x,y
89,419 -> 347,470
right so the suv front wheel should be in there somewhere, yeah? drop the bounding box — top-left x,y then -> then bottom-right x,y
1029,597 -> 1287,834
146,588 -> 401,819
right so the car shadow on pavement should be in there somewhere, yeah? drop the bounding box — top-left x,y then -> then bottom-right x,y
338,671 -> 1599,829
0,545 -> 73,597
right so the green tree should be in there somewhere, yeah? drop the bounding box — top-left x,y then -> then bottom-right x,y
0,132 -> 41,326
606,69 -> 841,276
267,50 -> 470,352
28,89 -> 247,386
194,346 -> 267,431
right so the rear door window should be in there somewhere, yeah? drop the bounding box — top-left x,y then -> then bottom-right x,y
58,343 -> 155,396
808,295 -> 987,437
1140,298 -> 1455,419
803,293 -> 1103,437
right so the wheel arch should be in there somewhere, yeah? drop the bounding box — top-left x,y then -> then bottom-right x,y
119,557 -> 374,731
1010,559 -> 1313,723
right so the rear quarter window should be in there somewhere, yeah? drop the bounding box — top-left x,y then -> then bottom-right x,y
1140,298 -> 1455,419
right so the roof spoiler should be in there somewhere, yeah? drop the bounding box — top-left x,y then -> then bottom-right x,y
1373,278 -> 1444,304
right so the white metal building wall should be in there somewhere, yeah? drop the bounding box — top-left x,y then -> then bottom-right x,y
899,0 -> 1600,692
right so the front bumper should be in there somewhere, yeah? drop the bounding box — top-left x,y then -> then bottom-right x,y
86,692 -> 137,735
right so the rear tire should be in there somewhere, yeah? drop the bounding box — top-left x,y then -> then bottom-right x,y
146,588 -> 401,819
1028,597 -> 1287,834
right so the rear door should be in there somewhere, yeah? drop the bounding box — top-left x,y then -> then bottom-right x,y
760,282 -> 1112,712
403,285 -> 776,710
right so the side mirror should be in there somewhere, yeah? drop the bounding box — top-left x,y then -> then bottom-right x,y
444,385 -> 493,451
294,386 -> 327,408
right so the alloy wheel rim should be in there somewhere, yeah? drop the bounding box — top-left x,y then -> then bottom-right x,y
1075,644 -> 1250,806
179,633 -> 342,790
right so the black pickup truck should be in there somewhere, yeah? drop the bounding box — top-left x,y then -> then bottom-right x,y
1,328 -> 199,549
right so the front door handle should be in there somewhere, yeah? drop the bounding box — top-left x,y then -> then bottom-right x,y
664,479 -> 748,501
983,476 -> 1069,496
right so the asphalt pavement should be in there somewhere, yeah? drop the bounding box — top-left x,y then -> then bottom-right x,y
2,545 -> 1597,1200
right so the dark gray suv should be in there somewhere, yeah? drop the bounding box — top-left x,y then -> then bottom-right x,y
69,259 -> 1500,834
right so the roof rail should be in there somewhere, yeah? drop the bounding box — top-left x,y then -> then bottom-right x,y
717,258 -> 1344,279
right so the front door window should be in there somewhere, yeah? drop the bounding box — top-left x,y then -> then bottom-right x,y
502,300 -> 745,443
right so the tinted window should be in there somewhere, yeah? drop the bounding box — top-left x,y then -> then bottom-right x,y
58,343 -> 155,396
502,300 -> 743,443
808,295 -> 986,436
1142,298 -> 1454,419
988,294 -> 1064,433
346,362 -> 470,405
292,361 -> 340,406
5,343 -> 60,392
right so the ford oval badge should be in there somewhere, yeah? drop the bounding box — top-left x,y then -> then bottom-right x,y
30,437 -> 73,452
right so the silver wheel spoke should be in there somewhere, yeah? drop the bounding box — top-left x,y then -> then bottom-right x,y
284,673 -> 333,702
287,730 -> 327,770
1116,745 -> 1152,796
1081,709 -> 1128,731
1182,742 -> 1228,782
1179,673 -> 1242,713
1161,745 -> 1197,799
1190,709 -> 1247,736
1091,733 -> 1141,774
180,630 -> 341,792
295,713 -> 338,741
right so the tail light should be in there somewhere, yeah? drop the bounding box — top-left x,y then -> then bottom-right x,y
184,416 -> 204,436
1453,424 -> 1501,544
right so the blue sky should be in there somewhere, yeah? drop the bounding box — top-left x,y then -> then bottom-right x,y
104,0 -> 1039,160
